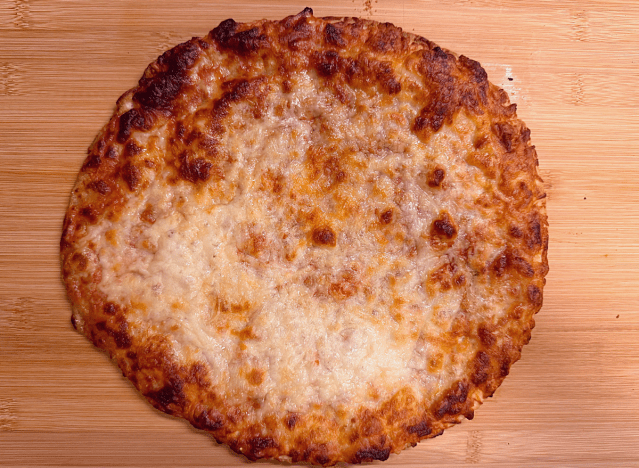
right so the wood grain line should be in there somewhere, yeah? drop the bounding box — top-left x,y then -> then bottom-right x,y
150,30 -> 188,55
570,10 -> 590,42
465,430 -> 482,464
0,297 -> 42,352
11,0 -> 30,29
0,62 -> 23,96
0,398 -> 18,432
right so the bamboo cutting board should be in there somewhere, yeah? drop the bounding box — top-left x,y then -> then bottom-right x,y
1,1 -> 639,466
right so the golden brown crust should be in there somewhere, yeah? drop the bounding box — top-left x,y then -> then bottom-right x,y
61,8 -> 548,466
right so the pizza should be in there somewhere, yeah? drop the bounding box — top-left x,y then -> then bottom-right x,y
61,8 -> 548,465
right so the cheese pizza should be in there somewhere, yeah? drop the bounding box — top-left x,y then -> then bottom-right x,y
61,8 -> 548,465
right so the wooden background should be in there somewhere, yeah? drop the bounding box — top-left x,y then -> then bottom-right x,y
1,0 -> 638,466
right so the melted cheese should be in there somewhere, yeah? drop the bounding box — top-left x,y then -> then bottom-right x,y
82,67 -> 505,417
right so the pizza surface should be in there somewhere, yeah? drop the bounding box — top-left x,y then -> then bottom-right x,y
61,8 -> 548,465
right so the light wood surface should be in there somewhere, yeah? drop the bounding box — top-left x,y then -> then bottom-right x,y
1,0 -> 639,466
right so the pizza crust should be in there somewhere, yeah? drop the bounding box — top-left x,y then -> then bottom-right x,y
61,9 -> 548,465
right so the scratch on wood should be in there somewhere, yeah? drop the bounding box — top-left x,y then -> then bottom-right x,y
0,63 -> 24,96
571,74 -> 585,106
540,168 -> 554,193
0,297 -> 37,344
152,31 -> 186,55
0,398 -> 18,432
12,0 -> 30,29
485,63 -> 526,104
465,430 -> 482,464
570,10 -> 590,42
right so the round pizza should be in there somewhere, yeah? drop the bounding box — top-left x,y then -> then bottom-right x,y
61,8 -> 548,466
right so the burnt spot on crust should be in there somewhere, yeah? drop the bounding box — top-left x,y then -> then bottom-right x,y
478,326 -> 495,347
527,284 -> 542,306
512,256 -> 535,277
509,225 -> 524,238
280,10 -> 314,51
70,252 -> 88,271
490,249 -> 535,278
527,218 -> 543,250
133,40 -> 201,112
103,302 -> 117,315
140,204 -> 157,224
187,363 -> 210,388
428,167 -> 446,187
111,322 -> 132,349
87,179 -> 111,195
493,121 -> 517,152
433,381 -> 469,419
380,208 -> 393,224
121,162 -> 141,191
351,447 -> 391,463
312,226 -> 337,247
285,413 -> 299,429
297,6 -> 314,16
117,108 -> 156,143
407,420 -> 432,437
105,146 -> 118,159
365,22 -> 405,53
417,167 -> 446,191
414,109 -> 444,134
324,23 -> 346,47
412,48 -> 456,135
124,141 -> 142,158
95,320 -> 131,349
79,206 -> 97,223
491,253 -> 508,277
210,19 -> 269,56
500,358 -> 511,377
178,151 -> 213,183
430,212 -> 457,242
82,151 -> 102,170
459,55 -> 488,85
412,48 -> 489,142
312,51 -> 401,95
213,77 -> 269,119
146,378 -> 185,414
432,217 -> 456,238
370,61 -> 401,94
209,19 -> 238,46
293,445 -> 331,466
471,351 -> 491,385
193,408 -> 224,431
314,50 -> 340,77
245,437 -> 278,460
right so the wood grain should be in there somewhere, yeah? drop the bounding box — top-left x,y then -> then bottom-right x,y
1,0 -> 638,466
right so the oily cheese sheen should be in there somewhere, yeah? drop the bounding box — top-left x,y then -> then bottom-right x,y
61,9 -> 548,466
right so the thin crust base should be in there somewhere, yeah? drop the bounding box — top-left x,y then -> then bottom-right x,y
61,9 -> 548,465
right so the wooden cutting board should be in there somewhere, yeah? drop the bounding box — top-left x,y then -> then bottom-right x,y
1,0 -> 638,466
